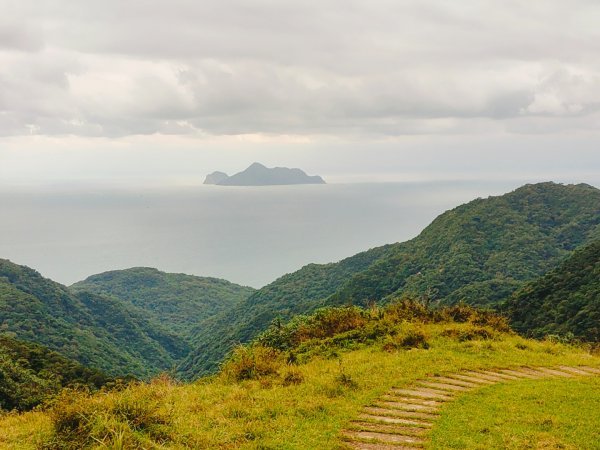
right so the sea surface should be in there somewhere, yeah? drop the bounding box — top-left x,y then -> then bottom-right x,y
0,180 -> 532,287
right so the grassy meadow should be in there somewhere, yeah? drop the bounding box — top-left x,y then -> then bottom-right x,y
1,302 -> 599,449
430,376 -> 600,449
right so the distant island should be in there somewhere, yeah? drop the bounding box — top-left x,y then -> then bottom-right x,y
204,162 -> 326,186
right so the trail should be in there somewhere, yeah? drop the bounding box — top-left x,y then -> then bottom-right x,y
341,365 -> 600,449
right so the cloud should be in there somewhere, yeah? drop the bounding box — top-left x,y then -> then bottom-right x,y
2,0 -> 600,137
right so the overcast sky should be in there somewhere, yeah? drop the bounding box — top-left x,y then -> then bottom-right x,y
1,0 -> 600,186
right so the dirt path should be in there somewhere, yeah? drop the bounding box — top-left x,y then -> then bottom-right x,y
341,365 -> 600,449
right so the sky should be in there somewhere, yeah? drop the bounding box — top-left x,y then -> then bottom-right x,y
1,0 -> 600,185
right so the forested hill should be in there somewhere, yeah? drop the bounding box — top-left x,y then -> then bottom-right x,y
71,267 -> 255,338
177,244 -> 393,378
507,239 -> 600,342
0,335 -> 117,411
328,182 -> 600,307
0,259 -> 189,378
178,182 -> 600,378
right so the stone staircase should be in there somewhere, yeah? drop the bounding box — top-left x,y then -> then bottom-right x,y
341,365 -> 600,449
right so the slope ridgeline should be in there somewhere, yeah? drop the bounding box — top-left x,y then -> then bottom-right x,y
70,267 -> 255,338
178,182 -> 600,378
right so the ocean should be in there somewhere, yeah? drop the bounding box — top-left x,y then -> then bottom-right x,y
0,180 -> 532,287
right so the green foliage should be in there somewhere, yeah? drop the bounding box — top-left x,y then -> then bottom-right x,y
0,336 -> 118,412
179,182 -> 600,378
330,182 -> 600,308
238,299 -> 509,368
220,345 -> 283,382
71,267 -> 254,338
507,239 -> 600,342
0,259 -> 189,379
177,245 -> 391,379
42,377 -> 175,449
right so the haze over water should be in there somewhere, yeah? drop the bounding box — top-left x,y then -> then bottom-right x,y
1,179 -> 538,287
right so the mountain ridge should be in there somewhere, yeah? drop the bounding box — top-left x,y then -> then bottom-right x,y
178,182 -> 600,378
71,267 -> 255,339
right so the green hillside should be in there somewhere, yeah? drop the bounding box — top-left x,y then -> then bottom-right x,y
507,239 -> 600,341
329,182 -> 600,307
0,260 -> 189,379
3,301 -> 599,449
0,335 -> 118,411
178,244 -> 392,378
179,182 -> 600,378
71,267 -> 255,338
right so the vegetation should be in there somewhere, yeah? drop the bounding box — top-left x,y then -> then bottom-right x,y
178,244 -> 392,378
0,336 -> 121,412
0,259 -> 189,379
179,182 -> 600,377
1,301 -> 598,449
71,267 -> 254,339
430,377 -> 600,449
507,239 -> 600,342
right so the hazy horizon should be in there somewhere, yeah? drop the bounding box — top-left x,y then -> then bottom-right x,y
2,1 -> 600,287
0,179 -> 564,288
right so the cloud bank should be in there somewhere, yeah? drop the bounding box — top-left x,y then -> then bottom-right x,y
2,0 -> 600,138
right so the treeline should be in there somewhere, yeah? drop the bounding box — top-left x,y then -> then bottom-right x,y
0,336 -> 128,411
507,239 -> 600,342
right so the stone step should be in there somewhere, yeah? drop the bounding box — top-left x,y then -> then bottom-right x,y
374,401 -> 439,413
513,367 -> 553,378
463,371 -> 509,382
418,381 -> 471,392
350,421 -> 428,435
498,368 -> 541,379
429,376 -> 479,388
357,413 -> 433,428
574,366 -> 600,375
344,440 -> 422,450
533,367 -> 574,377
446,373 -> 495,384
558,365 -> 598,376
381,395 -> 442,407
479,370 -> 520,380
343,430 -> 425,445
390,388 -> 453,401
363,407 -> 437,420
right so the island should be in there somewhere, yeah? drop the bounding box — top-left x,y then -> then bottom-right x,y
204,162 -> 326,186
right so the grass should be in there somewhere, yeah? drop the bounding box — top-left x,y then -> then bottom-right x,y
1,321 -> 599,449
429,376 -> 600,449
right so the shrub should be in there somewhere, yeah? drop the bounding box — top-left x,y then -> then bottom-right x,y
41,380 -> 174,449
441,325 -> 498,342
382,326 -> 430,351
281,367 -> 304,386
220,345 -> 283,382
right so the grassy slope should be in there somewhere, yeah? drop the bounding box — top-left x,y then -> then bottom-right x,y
3,323 -> 599,449
71,267 -> 255,339
179,182 -> 600,378
0,260 -> 189,379
430,377 -> 600,449
507,239 -> 600,341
